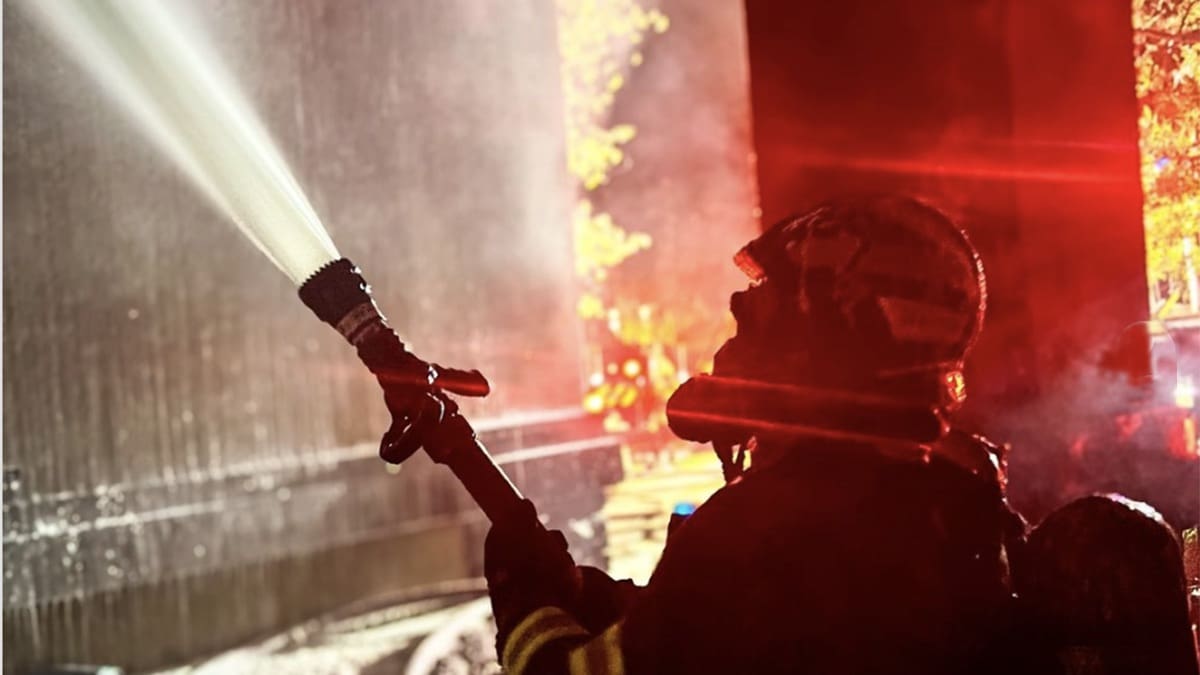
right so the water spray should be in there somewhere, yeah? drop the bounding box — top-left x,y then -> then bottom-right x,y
18,0 -> 338,284
20,0 -> 527,522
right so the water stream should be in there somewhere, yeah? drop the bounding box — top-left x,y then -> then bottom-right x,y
17,0 -> 339,284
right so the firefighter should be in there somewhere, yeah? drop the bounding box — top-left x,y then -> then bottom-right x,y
1014,494 -> 1199,675
485,195 -> 1025,674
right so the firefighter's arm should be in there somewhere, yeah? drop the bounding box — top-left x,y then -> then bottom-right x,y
488,500 -> 732,674
497,606 -> 628,675
494,575 -> 637,674
501,583 -> 688,675
485,500 -> 643,674
484,499 -> 624,672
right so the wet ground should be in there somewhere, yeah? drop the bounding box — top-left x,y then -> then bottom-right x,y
149,447 -> 725,674
154,581 -> 497,675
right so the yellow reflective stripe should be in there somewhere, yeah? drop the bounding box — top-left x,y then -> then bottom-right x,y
568,621 -> 625,675
502,606 -> 589,675
509,622 -> 591,675
503,607 -> 571,666
568,637 -> 596,675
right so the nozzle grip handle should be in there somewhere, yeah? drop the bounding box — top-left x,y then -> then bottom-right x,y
432,365 -> 490,397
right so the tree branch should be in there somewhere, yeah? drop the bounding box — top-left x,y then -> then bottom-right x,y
1135,26 -> 1200,43
1180,0 -> 1200,34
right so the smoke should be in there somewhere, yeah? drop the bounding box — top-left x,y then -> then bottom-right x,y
991,321 -> 1199,529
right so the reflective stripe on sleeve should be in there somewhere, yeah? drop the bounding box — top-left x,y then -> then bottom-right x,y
568,621 -> 625,675
502,606 -> 590,675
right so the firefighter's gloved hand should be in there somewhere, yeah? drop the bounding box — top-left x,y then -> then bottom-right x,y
485,499 -> 581,655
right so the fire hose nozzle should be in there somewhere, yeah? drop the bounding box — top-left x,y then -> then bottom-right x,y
298,258 -> 491,463
298,258 -> 523,523
298,258 -> 490,395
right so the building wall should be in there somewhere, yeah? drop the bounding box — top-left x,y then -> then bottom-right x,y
3,1 -> 581,670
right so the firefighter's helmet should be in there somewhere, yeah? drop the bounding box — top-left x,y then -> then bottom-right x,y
727,194 -> 986,407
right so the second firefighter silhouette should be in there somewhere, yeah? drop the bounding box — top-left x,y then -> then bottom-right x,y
485,195 -> 1024,675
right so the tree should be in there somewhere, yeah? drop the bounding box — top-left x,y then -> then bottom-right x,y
1134,0 -> 1200,318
